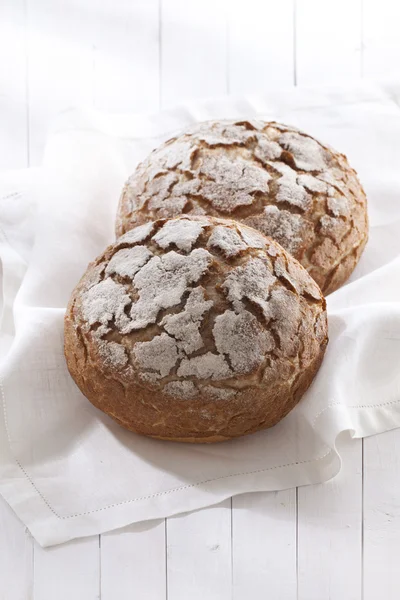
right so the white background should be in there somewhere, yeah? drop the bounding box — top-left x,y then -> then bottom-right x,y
1,1 -> 400,598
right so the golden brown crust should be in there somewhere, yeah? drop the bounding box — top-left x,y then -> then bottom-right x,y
65,215 -> 328,443
115,120 -> 368,295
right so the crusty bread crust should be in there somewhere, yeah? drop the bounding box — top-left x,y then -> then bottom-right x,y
116,120 -> 368,295
65,216 -> 328,443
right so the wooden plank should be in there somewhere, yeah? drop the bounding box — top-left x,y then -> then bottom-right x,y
0,0 -> 28,169
228,0 -> 295,93
34,535 -> 100,600
364,429 -> 400,600
363,0 -> 400,78
101,520 -> 166,600
0,497 -> 33,600
92,0 -> 159,112
296,0 -> 362,86
297,435 -> 362,600
166,500 -> 232,600
26,0 -> 94,165
232,490 -> 297,600
160,0 -> 228,109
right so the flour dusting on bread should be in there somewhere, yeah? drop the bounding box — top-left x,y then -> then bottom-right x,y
116,119 -> 368,295
72,216 -> 326,400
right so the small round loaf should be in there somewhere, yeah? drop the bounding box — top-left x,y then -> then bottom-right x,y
65,215 -> 328,443
116,119 -> 368,295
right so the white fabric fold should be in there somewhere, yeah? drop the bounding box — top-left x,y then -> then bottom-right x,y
1,82 -> 400,546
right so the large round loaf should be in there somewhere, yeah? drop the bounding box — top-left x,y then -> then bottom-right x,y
116,120 -> 368,295
65,215 -> 328,443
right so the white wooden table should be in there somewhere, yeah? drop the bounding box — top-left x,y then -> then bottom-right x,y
1,1 -> 400,598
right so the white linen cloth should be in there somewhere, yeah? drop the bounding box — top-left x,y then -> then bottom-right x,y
1,82 -> 400,547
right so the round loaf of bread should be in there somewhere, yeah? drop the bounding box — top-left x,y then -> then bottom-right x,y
65,215 -> 328,443
116,120 -> 368,295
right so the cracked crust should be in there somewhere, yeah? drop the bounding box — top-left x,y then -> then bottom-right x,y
65,215 -> 328,443
116,120 -> 368,295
